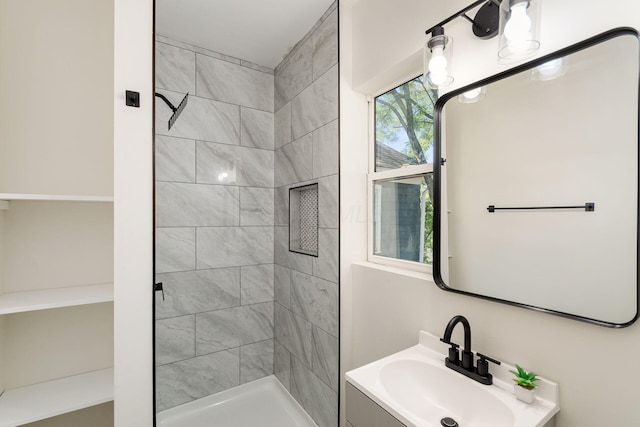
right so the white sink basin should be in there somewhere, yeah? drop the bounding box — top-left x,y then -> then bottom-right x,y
380,359 -> 515,426
346,331 -> 559,427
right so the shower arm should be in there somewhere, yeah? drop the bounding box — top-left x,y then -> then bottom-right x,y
155,92 -> 178,113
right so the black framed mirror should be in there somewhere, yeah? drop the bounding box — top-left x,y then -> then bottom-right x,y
433,28 -> 640,327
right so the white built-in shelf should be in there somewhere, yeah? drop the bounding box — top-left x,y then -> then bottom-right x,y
0,368 -> 114,427
0,193 -> 113,203
0,283 -> 114,315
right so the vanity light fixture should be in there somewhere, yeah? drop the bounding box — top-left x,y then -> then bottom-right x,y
423,0 -> 543,87
423,0 -> 501,89
425,26 -> 454,89
498,0 -> 541,61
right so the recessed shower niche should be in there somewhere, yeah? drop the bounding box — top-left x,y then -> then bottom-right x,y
289,183 -> 319,257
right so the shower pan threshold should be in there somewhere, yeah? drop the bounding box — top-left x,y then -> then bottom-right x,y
156,375 -> 317,427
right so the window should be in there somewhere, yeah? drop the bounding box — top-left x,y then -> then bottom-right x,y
369,76 -> 437,270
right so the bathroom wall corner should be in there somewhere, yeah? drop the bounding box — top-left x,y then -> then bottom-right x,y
273,2 -> 339,426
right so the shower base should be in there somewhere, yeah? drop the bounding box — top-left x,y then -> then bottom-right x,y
156,375 -> 317,427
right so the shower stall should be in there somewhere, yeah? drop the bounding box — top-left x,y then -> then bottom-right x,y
153,2 -> 339,426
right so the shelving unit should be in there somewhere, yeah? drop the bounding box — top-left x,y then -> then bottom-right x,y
0,368 -> 114,427
0,284 -> 114,315
1,2 -> 117,425
0,194 -> 114,203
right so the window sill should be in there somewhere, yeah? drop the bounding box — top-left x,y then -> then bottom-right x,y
352,260 -> 434,283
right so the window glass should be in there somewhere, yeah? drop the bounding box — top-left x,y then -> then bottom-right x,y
375,76 -> 437,172
373,174 -> 434,264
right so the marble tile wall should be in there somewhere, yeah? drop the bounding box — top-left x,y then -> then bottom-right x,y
154,2 -> 338,422
273,3 -> 339,427
154,36 -> 275,412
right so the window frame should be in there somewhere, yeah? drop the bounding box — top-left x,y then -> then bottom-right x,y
367,75 -> 436,273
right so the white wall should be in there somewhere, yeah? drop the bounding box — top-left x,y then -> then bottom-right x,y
113,0 -> 154,425
341,0 -> 640,426
338,1 -> 369,424
0,0 -> 114,196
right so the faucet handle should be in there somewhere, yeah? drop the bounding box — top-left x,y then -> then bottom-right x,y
477,353 -> 501,365
440,338 -> 460,364
476,353 -> 501,377
439,338 -> 459,347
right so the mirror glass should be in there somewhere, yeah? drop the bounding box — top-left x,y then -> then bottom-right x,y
434,29 -> 639,326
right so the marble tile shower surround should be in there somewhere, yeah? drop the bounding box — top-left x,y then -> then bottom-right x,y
273,3 -> 339,427
154,36 -> 276,412
154,2 -> 339,424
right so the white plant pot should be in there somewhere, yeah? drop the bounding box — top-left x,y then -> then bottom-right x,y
514,385 -> 536,404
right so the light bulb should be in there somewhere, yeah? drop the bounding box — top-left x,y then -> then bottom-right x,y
504,2 -> 531,42
428,45 -> 448,73
429,69 -> 448,86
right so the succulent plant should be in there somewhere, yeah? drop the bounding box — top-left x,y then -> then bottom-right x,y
509,364 -> 538,390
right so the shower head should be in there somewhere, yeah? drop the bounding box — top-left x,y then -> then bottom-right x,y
155,92 -> 189,130
168,92 -> 188,130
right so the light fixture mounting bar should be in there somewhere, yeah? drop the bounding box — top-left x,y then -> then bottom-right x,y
425,0 -> 501,37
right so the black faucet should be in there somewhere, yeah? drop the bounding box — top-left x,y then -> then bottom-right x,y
440,315 -> 501,385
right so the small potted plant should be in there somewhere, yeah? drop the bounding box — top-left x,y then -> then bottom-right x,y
510,364 -> 538,404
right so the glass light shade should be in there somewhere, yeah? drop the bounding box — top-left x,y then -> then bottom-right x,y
457,86 -> 486,103
424,34 -> 454,89
498,0 -> 541,62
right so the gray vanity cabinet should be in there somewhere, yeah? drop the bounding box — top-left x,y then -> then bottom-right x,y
346,382 -> 406,427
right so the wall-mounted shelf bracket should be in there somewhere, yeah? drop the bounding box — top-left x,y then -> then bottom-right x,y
0,200 -> 9,211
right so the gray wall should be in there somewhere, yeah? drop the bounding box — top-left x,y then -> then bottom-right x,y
273,4 -> 340,427
153,36 -> 276,412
